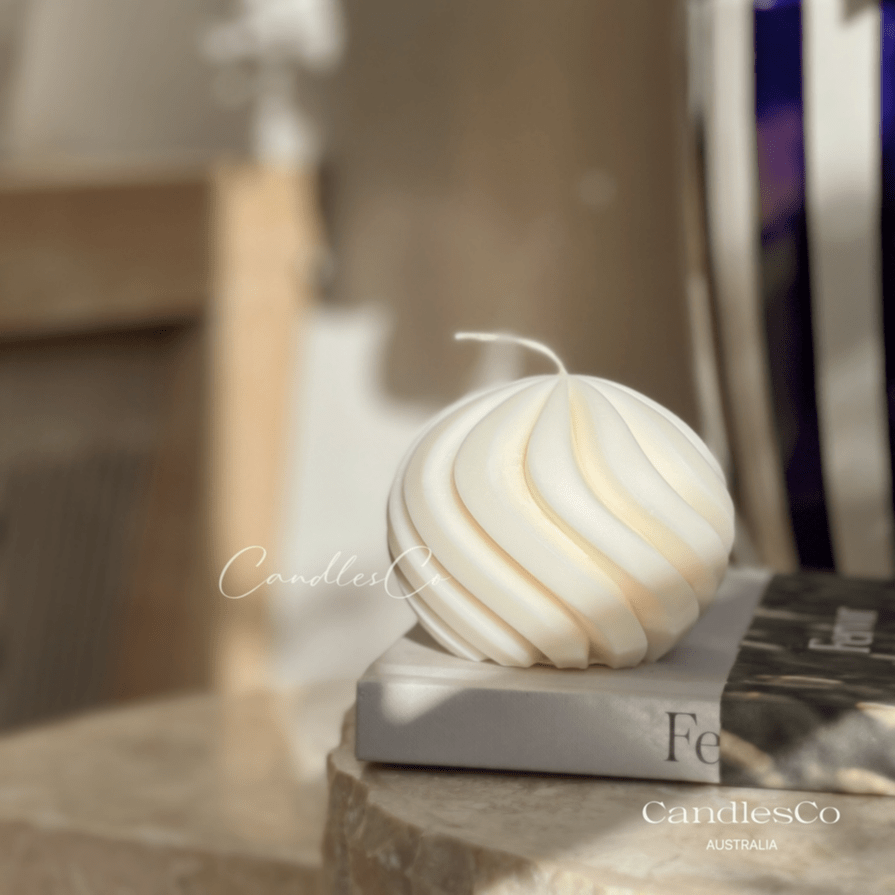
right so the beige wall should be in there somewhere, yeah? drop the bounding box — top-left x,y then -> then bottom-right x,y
1,0 -> 697,423
329,0 -> 698,426
2,0 -> 247,165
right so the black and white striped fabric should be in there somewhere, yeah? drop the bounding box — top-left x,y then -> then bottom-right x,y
696,0 -> 895,578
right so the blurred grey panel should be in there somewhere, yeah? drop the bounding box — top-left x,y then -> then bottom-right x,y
0,449 -> 149,729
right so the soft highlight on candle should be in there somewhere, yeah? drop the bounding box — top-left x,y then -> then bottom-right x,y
387,335 -> 735,669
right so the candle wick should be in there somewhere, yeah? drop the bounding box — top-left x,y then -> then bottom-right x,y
454,332 -> 568,375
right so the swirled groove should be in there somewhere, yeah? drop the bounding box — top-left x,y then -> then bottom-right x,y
592,379 -> 734,548
453,377 -> 647,668
386,369 -> 735,669
570,380 -> 727,609
526,379 -> 699,660
387,407 -> 545,666
402,379 -> 591,667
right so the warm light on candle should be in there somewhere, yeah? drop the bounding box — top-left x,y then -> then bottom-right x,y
387,334 -> 735,669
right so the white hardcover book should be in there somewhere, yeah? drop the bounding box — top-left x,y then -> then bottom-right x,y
356,568 -> 770,784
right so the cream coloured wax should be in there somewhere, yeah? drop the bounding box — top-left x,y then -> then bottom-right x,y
386,333 -> 735,669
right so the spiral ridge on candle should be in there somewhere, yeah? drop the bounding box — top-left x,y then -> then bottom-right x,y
387,374 -> 735,668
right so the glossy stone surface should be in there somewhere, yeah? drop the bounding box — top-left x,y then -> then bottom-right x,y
323,710 -> 895,895
0,691 -> 330,894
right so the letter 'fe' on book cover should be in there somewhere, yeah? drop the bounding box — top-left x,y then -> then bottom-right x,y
355,568 -> 895,795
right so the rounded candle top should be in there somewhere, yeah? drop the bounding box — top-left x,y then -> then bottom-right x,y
387,333 -> 735,669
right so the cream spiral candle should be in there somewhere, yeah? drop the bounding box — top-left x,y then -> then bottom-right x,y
387,333 -> 735,669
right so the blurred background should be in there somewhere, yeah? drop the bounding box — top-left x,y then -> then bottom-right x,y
0,0 -> 891,763
0,0 -> 701,742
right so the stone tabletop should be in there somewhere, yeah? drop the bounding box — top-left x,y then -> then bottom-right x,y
0,690 -> 334,894
323,711 -> 895,895
4,690 -> 893,894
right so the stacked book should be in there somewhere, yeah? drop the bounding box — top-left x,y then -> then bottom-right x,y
356,568 -> 895,795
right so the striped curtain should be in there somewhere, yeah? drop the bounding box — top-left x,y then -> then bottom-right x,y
696,0 -> 895,578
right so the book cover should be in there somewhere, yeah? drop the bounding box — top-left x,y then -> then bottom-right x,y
355,568 -> 895,795
720,572 -> 895,795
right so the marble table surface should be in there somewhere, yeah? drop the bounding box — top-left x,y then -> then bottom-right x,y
323,711 -> 895,895
0,689 -> 338,894
2,688 -> 893,894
